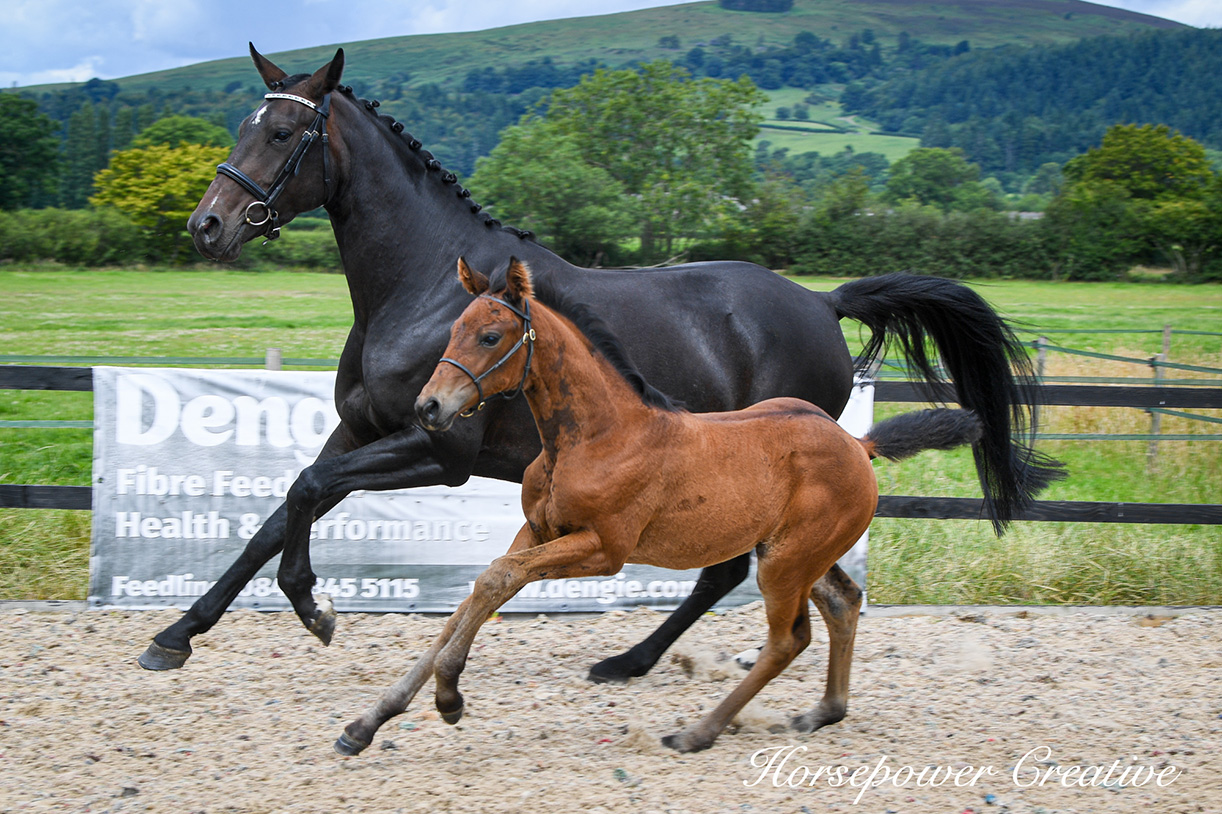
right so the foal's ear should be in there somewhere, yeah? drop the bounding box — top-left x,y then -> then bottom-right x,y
308,48 -> 345,95
249,43 -> 288,90
457,257 -> 490,295
505,257 -> 535,302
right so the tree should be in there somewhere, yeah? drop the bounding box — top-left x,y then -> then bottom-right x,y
1051,124 -> 1221,279
1042,179 -> 1143,280
60,102 -> 107,208
883,147 -> 999,212
469,123 -> 636,266
1142,175 -> 1222,279
90,143 -> 231,261
537,61 -> 766,260
132,115 -> 234,149
1062,123 -> 1212,201
0,94 -> 60,209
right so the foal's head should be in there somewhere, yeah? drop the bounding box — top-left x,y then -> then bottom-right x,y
416,257 -> 536,431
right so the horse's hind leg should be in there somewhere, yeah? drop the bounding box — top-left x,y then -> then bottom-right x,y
792,562 -> 862,732
588,554 -> 750,683
661,556 -> 813,753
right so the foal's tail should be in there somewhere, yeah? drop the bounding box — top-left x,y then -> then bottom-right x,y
829,273 -> 1065,533
861,408 -> 983,462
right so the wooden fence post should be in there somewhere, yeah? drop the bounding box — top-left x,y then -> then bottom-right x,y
1034,336 -> 1047,427
1146,327 -> 1170,470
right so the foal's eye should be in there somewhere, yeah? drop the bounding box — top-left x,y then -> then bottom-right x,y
479,333 -> 501,347
273,130 -> 292,143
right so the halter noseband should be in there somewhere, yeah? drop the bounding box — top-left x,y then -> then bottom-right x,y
215,91 -> 333,242
439,295 -> 536,417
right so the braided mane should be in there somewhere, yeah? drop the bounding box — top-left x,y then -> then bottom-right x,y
281,74 -> 534,240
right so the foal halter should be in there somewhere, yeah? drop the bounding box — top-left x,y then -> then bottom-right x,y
439,296 -> 536,417
214,91 -> 333,242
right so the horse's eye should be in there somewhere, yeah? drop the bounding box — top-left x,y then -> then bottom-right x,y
479,333 -> 501,347
273,130 -> 292,143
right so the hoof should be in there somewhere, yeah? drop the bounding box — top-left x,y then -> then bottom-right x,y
137,641 -> 191,671
334,731 -> 370,756
791,702 -> 846,733
308,594 -> 337,646
661,731 -> 714,753
439,703 -> 464,725
587,653 -> 648,684
732,647 -> 760,671
587,667 -> 631,685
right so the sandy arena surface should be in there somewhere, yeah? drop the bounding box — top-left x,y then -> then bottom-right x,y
0,604 -> 1218,814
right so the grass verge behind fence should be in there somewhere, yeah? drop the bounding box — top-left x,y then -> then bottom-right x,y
1,267 -> 1219,604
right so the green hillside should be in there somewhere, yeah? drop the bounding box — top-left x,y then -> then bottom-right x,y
6,0 -> 1187,195
67,0 -> 1181,96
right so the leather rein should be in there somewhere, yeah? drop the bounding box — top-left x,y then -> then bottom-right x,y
215,91 -> 333,242
439,296 -> 536,417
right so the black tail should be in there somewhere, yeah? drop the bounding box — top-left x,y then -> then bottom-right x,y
865,408 -> 983,461
830,273 -> 1065,533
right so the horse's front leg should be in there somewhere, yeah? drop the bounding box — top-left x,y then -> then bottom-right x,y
278,423 -> 474,645
138,424 -> 359,670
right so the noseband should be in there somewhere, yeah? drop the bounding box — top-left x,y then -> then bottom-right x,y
215,91 -> 333,242
439,296 -> 536,417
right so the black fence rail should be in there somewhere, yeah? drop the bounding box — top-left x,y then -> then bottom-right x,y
3,365 -> 1221,525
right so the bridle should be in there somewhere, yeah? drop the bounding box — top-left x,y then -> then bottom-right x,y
439,295 -> 536,417
214,91 -> 333,242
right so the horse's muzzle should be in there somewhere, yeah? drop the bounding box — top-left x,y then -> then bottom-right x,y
187,208 -> 244,262
415,395 -> 456,432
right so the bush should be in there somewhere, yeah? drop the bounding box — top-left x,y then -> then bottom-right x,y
792,204 -> 1048,278
237,228 -> 343,271
0,208 -> 146,266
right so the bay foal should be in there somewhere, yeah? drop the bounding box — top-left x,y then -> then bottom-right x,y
336,257 -> 983,754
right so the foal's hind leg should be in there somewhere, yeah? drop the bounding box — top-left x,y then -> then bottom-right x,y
588,554 -> 750,683
792,562 -> 862,733
662,556 -> 814,753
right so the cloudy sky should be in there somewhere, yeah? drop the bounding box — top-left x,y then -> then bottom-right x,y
2,0 -> 1218,88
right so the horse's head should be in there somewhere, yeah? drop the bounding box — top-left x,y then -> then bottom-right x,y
187,44 -> 344,261
416,257 -> 536,431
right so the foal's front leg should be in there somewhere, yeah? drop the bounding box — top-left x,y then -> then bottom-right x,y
334,593 -> 477,755
433,528 -> 615,726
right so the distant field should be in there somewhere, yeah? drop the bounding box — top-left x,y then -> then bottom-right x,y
756,89 -> 921,161
1,267 -> 1218,604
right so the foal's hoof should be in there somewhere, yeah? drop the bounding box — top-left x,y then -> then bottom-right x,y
308,594 -> 337,646
791,701 -> 847,733
334,731 -> 370,756
137,641 -> 191,671
661,730 -> 714,753
439,702 -> 464,726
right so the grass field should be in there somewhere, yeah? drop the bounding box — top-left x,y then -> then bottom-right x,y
1,267 -> 1219,604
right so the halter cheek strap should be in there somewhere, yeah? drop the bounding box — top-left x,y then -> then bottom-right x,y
439,296 -> 535,417
215,91 -> 333,242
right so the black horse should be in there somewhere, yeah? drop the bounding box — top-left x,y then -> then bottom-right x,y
152,45 -> 1061,683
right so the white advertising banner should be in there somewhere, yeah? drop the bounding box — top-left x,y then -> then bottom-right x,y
89,367 -> 871,613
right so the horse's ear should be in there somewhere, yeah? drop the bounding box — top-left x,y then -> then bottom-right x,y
505,257 -> 535,303
249,43 -> 288,90
457,257 -> 489,296
308,48 -> 345,95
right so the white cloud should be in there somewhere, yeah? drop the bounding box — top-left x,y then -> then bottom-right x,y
1090,0 -> 1221,27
